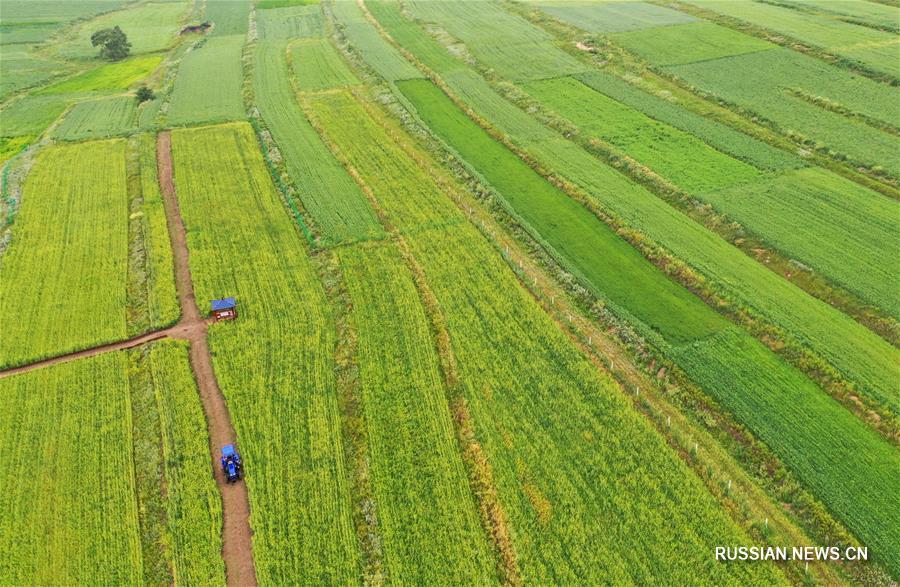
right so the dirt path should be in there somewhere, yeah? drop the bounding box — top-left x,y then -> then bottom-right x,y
157,131 -> 258,587
0,329 -> 168,379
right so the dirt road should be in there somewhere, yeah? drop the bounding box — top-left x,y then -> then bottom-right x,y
157,131 -> 258,587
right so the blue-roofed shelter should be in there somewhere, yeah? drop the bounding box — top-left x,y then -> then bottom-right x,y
211,297 -> 237,321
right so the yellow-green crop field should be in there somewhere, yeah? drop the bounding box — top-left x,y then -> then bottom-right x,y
0,341 -> 222,585
1,0 -> 898,583
0,140 -> 129,368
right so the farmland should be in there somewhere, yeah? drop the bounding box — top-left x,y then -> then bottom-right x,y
1,0 -> 898,583
48,1 -> 190,60
307,87 -> 784,585
0,140 -> 129,368
369,0 -> 900,418
522,75 -> 762,193
52,96 -> 138,140
170,123 -> 358,584
338,242 -> 498,584
291,39 -> 361,91
39,55 -> 164,95
678,0 -> 900,78
253,40 -> 382,243
0,343 -> 223,585
166,36 -> 246,126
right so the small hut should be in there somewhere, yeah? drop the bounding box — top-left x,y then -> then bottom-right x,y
211,297 -> 237,321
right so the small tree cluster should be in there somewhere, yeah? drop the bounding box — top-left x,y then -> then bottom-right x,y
91,26 -> 131,61
135,86 -> 155,103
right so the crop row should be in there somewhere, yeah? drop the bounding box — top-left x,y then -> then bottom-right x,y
291,39 -> 361,92
392,72 -> 900,574
133,134 -> 180,332
167,35 -> 246,127
606,19 -> 899,176
257,3 -> 323,40
523,75 -> 761,193
521,75 -> 899,318
52,96 -> 138,140
306,87 -> 783,585
330,0 -> 423,82
170,122 -> 359,584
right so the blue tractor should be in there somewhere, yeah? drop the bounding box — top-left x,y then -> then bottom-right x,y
221,444 -> 244,483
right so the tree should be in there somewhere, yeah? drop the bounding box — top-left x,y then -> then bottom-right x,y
135,86 -> 155,103
91,26 -> 131,61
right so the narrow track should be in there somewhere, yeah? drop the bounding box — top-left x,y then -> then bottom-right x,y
157,131 -> 258,587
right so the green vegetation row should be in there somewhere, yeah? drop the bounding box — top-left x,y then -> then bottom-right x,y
307,86 -> 784,585
129,341 -> 226,585
128,134 -> 180,334
170,123 -> 359,584
521,75 -> 899,318
0,342 -> 223,584
0,140 -> 129,368
257,18 -> 497,581
257,3 -> 323,39
678,0 -> 900,78
167,35 -> 246,126
252,39 -> 381,244
610,21 -> 899,177
366,0 -> 900,420
393,75 -> 900,574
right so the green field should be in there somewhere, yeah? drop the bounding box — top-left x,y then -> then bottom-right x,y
522,76 -> 899,318
0,94 -> 70,136
291,39 -> 360,91
407,0 -> 588,81
332,0 -> 423,82
339,241 -> 498,583
1,0 -> 898,582
0,45 -> 71,99
134,133 -> 181,331
534,1 -> 698,33
205,0 -> 251,36
574,70 -> 803,172
779,0 -> 900,32
0,141 -> 129,368
167,35 -> 246,126
257,4 -> 323,39
701,168 -> 900,317
52,96 -> 137,140
614,26 -> 900,175
369,1 -> 900,418
40,55 -> 163,94
523,75 -> 761,192
681,0 -> 900,77
51,1 -> 189,60
0,343 -> 223,584
393,78 -> 900,573
611,21 -> 776,65
253,41 -> 382,244
171,123 -> 359,584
